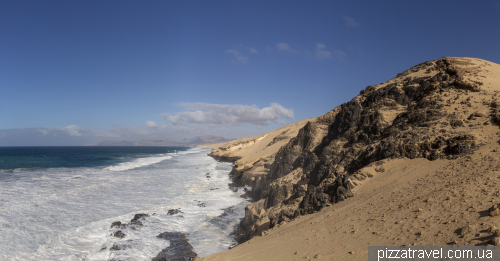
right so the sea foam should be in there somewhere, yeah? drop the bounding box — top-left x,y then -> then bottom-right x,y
0,148 -> 247,260
105,155 -> 172,171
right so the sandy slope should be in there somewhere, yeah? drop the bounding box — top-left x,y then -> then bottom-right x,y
208,118 -> 314,167
197,142 -> 229,149
198,57 -> 500,260
205,118 -> 315,196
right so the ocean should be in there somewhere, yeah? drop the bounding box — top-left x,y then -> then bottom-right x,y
0,146 -> 248,260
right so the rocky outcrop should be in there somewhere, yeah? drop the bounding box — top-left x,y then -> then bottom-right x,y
110,213 -> 150,231
107,213 -> 197,260
219,57 -> 498,242
152,232 -> 197,261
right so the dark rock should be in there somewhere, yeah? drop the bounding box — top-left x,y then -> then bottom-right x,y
110,241 -> 131,251
109,213 -> 150,232
167,208 -> 182,215
152,232 -> 197,261
445,135 -> 477,155
468,111 -> 484,120
450,119 -> 464,128
130,213 -> 149,223
128,213 -> 149,228
209,155 -> 242,163
432,136 -> 446,149
113,230 -> 126,238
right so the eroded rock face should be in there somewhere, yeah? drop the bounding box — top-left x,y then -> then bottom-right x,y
237,57 -> 486,241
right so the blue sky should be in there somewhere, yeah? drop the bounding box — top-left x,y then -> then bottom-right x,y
1,0 -> 500,146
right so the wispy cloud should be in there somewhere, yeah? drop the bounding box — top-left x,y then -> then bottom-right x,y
342,15 -> 360,27
315,44 -> 332,59
146,121 -> 159,127
276,43 -> 296,53
39,129 -> 49,136
333,50 -> 346,58
162,102 -> 294,126
225,49 -> 248,64
225,46 -> 259,63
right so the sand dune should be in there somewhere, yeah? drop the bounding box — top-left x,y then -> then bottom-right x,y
199,57 -> 500,260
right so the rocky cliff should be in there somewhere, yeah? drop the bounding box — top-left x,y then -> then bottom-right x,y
210,57 -> 500,243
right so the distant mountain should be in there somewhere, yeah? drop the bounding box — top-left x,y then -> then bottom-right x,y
88,135 -> 232,146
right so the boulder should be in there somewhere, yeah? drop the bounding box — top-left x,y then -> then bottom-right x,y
152,232 -> 197,261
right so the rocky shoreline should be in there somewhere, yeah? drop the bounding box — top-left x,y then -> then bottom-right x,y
208,156 -> 259,244
105,212 -> 197,261
103,154 -> 249,261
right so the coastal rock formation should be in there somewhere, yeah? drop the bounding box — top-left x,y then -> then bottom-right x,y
167,208 -> 182,215
153,232 -> 197,261
110,213 -> 150,231
209,57 -> 500,242
209,119 -> 313,199
107,213 -> 197,260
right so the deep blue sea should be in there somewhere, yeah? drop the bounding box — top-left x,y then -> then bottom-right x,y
0,146 -> 247,260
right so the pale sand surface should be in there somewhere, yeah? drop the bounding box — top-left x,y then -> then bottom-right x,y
198,119 -> 313,160
196,142 -> 229,149
198,57 -> 500,260
208,118 -> 314,170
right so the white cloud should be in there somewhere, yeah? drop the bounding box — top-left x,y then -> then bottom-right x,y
39,129 -> 49,136
162,102 -> 294,126
146,120 -> 159,127
276,43 -> 295,52
63,125 -> 82,136
316,44 -> 332,59
249,47 -> 259,54
225,49 -> 248,63
342,16 -> 360,27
